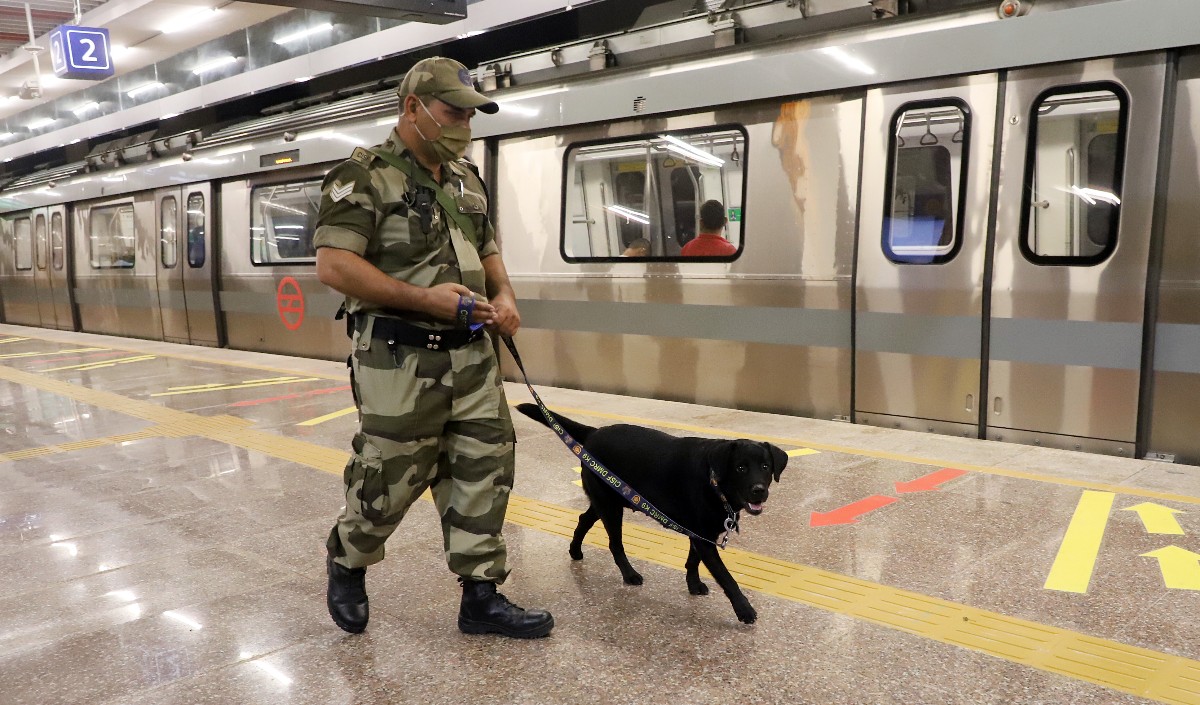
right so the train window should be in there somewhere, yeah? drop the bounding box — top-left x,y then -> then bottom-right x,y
160,196 -> 178,269
251,180 -> 320,265
187,193 -> 206,268
89,204 -> 136,269
14,217 -> 32,271
883,102 -> 970,264
51,213 -> 64,271
34,214 -> 48,271
561,126 -> 747,261
1022,85 -> 1127,265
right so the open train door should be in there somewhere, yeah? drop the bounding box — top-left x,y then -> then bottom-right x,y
985,55 -> 1166,457
854,74 -> 999,438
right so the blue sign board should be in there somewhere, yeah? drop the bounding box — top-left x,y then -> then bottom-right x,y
48,25 -> 114,81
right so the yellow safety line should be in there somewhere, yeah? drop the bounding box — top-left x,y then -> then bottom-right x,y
2,362 -> 1200,702
0,428 -> 166,462
43,354 -> 156,372
0,347 -> 105,360
297,406 -> 358,427
524,403 -> 1200,507
150,377 -> 319,397
0,337 -> 30,344
1044,490 -> 1116,594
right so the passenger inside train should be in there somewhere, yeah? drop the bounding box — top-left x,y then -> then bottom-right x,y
680,199 -> 737,256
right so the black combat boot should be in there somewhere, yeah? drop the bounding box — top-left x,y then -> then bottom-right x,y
326,555 -> 368,633
458,579 -> 554,639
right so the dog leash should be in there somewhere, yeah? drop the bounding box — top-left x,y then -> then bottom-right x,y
502,336 -> 739,549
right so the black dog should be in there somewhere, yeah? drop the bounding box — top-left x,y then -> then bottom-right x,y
516,403 -> 788,624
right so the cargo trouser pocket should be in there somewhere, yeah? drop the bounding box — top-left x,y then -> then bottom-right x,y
351,433 -> 389,523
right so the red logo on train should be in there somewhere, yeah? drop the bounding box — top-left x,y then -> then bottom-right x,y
276,277 -> 305,330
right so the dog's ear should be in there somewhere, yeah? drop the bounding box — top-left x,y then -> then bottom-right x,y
764,442 -> 788,482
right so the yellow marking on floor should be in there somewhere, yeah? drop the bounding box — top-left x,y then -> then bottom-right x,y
150,377 -> 319,397
0,428 -> 166,461
297,406 -> 357,427
787,448 -> 820,457
0,347 -> 106,360
43,355 -> 156,372
1141,547 -> 1200,591
2,362 -> 1200,702
0,337 -> 30,344
1124,503 -> 1186,535
1045,490 -> 1116,594
523,403 -> 1200,507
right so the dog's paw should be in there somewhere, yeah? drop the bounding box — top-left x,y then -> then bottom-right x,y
622,571 -> 644,586
687,579 -> 709,596
569,545 -> 583,560
735,604 -> 757,624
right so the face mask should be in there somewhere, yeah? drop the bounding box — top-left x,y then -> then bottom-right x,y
413,99 -> 471,162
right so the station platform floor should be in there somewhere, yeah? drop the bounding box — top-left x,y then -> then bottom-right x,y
2,323 -> 1199,705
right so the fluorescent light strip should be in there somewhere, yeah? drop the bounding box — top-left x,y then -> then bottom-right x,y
658,135 -> 724,167
605,205 -> 650,225
28,118 -> 56,130
126,82 -> 163,98
274,22 -> 333,45
73,102 -> 99,116
192,55 -> 238,75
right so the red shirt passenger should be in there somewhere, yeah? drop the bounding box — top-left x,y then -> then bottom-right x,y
680,199 -> 737,256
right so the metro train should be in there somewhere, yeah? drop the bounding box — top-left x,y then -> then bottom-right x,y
2,0 -> 1200,466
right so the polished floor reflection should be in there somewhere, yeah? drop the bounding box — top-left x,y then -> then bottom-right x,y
1,324 -> 1198,705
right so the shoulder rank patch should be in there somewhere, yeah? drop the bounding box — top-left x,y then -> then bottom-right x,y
350,146 -> 373,165
330,180 -> 354,202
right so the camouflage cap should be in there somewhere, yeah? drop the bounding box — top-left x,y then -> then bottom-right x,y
397,57 -> 499,115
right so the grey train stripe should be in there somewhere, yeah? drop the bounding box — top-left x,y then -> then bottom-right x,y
72,286 -> 159,308
990,318 -> 1143,371
856,312 -> 981,360
218,290 -> 343,317
1155,323 -> 1200,374
518,299 -> 850,349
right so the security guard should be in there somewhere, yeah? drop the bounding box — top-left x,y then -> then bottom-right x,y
314,57 -> 553,639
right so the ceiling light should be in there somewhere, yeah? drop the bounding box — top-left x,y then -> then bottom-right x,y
606,205 -> 650,225
161,112 -> 179,120
126,81 -> 163,98
192,55 -> 239,75
111,44 -> 128,57
161,7 -> 218,34
27,118 -> 56,130
72,101 -> 99,116
0,132 -> 13,140
294,76 -> 312,83
658,135 -> 724,167
274,22 -> 333,45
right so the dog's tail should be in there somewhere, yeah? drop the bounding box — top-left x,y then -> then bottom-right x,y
515,402 -> 596,443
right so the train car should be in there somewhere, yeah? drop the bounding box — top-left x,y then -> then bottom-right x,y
1,0 -> 1199,466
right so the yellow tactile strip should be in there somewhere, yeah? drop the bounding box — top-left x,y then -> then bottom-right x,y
2,362 -> 1200,703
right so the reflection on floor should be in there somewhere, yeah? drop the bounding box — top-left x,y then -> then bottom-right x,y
2,324 -> 1199,705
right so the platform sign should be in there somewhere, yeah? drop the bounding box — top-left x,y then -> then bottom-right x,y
48,25 -> 114,81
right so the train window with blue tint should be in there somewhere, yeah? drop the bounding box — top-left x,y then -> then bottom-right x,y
187,193 -> 206,268
251,180 -> 320,265
51,213 -> 64,271
160,196 -> 178,269
34,214 -> 47,271
561,126 -> 747,261
89,204 -> 136,269
1022,85 -> 1126,265
883,102 -> 969,264
14,217 -> 32,271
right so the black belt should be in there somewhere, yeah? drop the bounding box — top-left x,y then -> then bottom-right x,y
365,315 -> 484,351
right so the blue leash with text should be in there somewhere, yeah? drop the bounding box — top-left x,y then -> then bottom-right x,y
501,335 -> 738,549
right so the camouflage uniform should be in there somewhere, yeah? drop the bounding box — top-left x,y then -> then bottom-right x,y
313,130 -> 515,583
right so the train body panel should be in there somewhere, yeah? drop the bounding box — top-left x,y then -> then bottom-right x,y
1,2 -> 1200,464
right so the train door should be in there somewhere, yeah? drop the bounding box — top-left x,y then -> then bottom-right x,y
854,75 -> 999,437
47,205 -> 74,330
154,188 -> 190,343
986,55 -> 1166,456
31,208 -> 59,328
181,184 -> 220,346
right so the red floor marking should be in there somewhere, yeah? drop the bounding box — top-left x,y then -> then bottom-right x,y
229,385 -> 351,407
809,495 -> 899,527
894,468 -> 969,494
